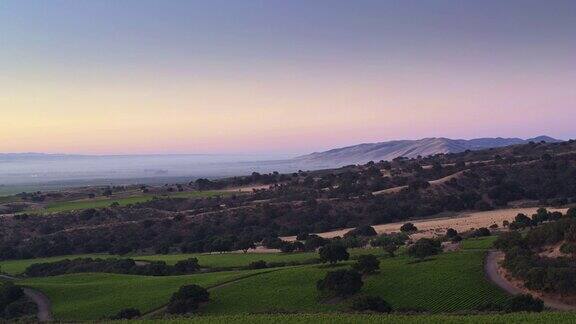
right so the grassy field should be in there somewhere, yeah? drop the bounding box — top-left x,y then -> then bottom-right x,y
203,265 -> 339,314
461,235 -> 498,250
20,269 -> 273,320
135,248 -> 380,269
202,248 -> 506,315
14,237 -> 506,320
31,190 -> 229,214
362,250 -> 507,312
132,312 -> 576,324
0,248 -> 379,275
0,254 -> 111,275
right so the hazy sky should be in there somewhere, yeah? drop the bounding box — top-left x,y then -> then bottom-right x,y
1,1 -> 575,154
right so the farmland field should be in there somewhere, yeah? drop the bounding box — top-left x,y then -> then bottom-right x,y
461,235 -> 498,250
20,269 -> 274,320
30,190 -> 229,214
135,248 -> 380,269
203,248 -> 506,315
203,265 -> 340,314
0,248 -> 379,276
12,238 -> 506,320
362,250 -> 507,312
0,254 -> 111,275
131,312 -> 576,324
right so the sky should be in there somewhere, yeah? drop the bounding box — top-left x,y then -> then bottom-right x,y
1,0 -> 575,155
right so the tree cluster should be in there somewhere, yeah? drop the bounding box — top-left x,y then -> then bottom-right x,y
24,257 -> 200,277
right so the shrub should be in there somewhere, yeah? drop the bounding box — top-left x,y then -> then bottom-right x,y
560,242 -> 576,255
279,242 -> 296,253
342,236 -> 367,249
317,269 -> 363,297
407,238 -> 441,260
166,284 -> 209,314
451,235 -> 463,243
2,298 -> 35,319
350,295 -> 392,313
296,232 -> 310,241
371,233 -> 408,257
111,308 -> 141,319
24,257 -> 200,277
472,227 -> 491,237
344,225 -> 377,238
505,294 -> 544,312
352,255 -> 380,274
475,302 -> 504,312
445,228 -> 458,238
173,258 -> 200,273
494,231 -> 524,251
247,260 -> 268,269
304,235 -> 330,251
319,243 -> 349,264
0,283 -> 24,312
400,223 -> 418,233
510,213 -> 534,229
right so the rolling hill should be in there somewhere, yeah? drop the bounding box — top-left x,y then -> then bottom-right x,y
296,136 -> 559,166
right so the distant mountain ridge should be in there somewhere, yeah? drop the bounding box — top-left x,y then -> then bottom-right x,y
296,136 -> 561,166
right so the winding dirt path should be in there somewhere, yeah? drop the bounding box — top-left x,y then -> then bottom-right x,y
23,288 -> 53,322
485,250 -> 576,311
1,273 -> 53,321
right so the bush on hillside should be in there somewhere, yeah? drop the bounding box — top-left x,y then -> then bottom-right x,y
316,269 -> 363,297
352,255 -> 380,275
0,283 -> 35,320
400,223 -> 418,233
25,257 -> 200,277
350,295 -> 392,313
471,227 -> 491,237
319,243 -> 349,265
407,238 -> 442,260
505,294 -> 544,313
166,284 -> 209,314
247,260 -> 268,269
344,225 -> 377,238
111,308 -> 141,319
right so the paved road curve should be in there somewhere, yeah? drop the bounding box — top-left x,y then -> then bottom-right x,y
485,250 -> 576,311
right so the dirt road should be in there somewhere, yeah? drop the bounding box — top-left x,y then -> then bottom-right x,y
485,250 -> 576,311
23,288 -> 53,321
1,273 -> 53,321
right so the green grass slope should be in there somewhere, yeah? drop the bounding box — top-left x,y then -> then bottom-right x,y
0,254 -> 111,275
461,235 -> 497,250
135,248 -> 379,269
202,247 -> 506,314
362,250 -> 507,312
16,238 -> 506,320
20,269 -> 272,320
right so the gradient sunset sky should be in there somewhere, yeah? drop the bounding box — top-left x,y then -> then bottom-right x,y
1,1 -> 575,155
